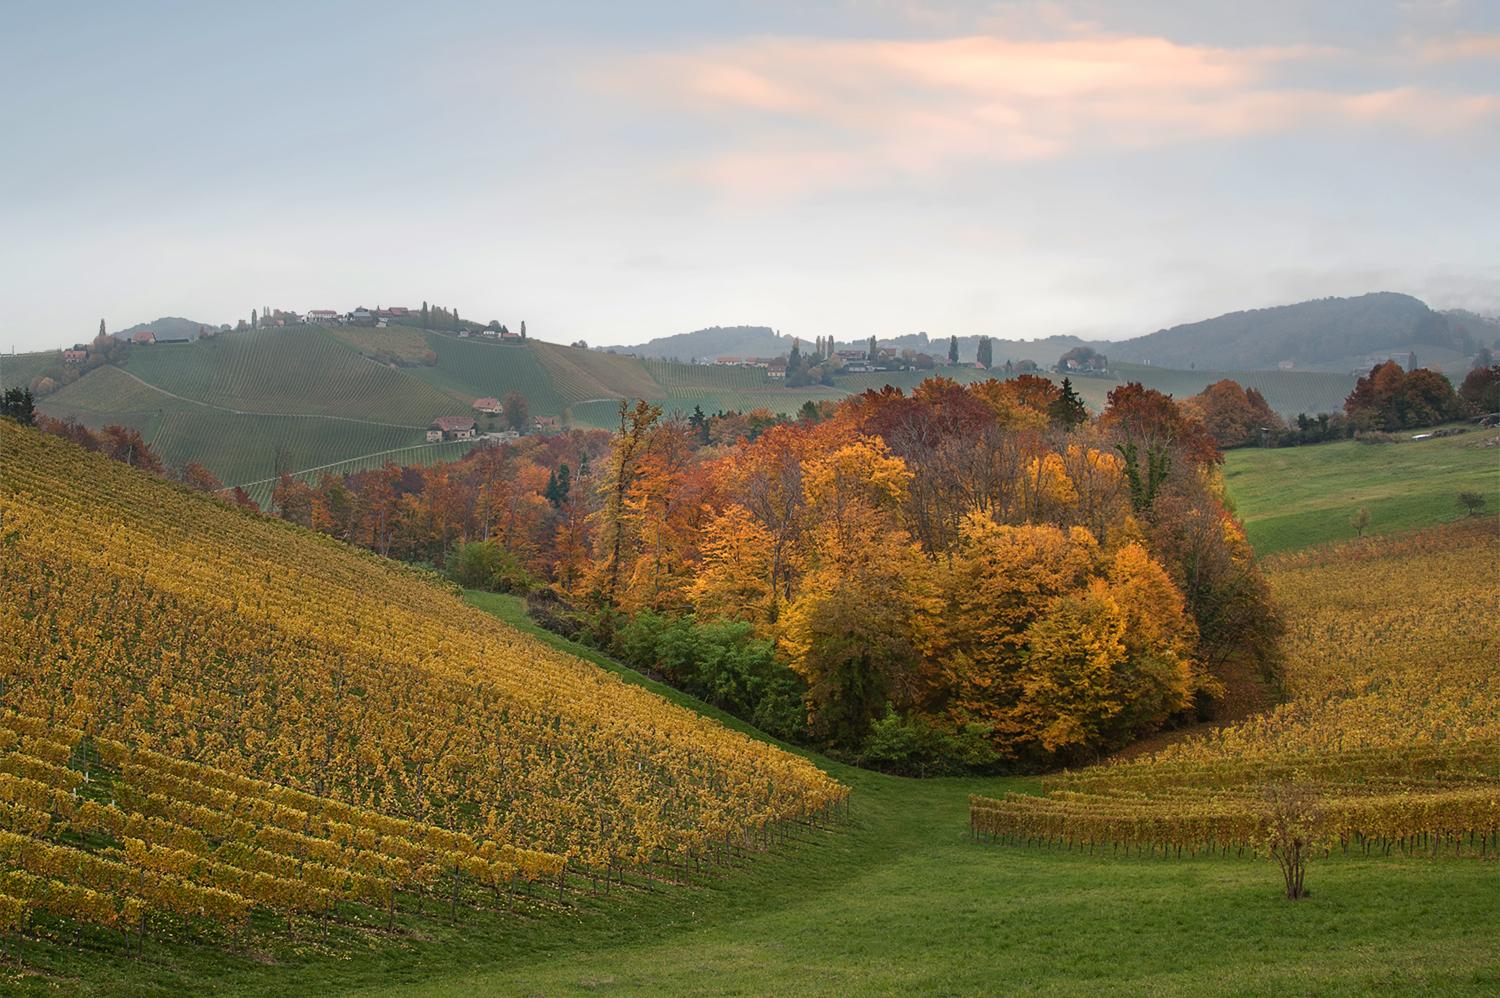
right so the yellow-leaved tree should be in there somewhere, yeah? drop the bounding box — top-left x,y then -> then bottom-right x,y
920,515 -> 1206,763
780,436 -> 936,748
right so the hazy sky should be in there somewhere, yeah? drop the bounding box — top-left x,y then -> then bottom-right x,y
4,1 -> 1497,353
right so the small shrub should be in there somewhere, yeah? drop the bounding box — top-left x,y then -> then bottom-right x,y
449,540 -> 535,593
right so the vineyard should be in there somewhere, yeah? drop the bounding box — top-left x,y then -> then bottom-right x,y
147,412 -> 423,496
0,422 -> 846,960
0,710 -> 566,954
320,324 -> 431,364
530,341 -> 665,402
0,352 -> 61,391
37,366 -> 205,419
413,333 -> 570,415
640,359 -> 767,392
121,328 -> 468,425
969,517 -> 1499,892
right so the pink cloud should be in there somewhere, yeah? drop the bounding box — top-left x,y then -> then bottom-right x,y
604,34 -> 1498,197
1422,33 -> 1500,61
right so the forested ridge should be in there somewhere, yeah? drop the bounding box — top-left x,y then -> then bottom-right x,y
1111,292 -> 1495,371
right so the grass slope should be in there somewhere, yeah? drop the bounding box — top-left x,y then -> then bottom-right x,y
1222,428 -> 1500,555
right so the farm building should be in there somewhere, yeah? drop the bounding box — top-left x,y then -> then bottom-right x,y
427,417 -> 478,442
131,331 -> 155,345
767,365 -> 787,379
63,349 -> 88,364
307,310 -> 338,324
473,398 -> 502,414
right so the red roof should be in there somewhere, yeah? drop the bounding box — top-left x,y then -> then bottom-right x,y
132,331 -> 154,344
431,417 -> 476,431
472,398 -> 500,408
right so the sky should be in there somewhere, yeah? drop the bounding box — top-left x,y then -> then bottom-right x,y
2,0 -> 1498,353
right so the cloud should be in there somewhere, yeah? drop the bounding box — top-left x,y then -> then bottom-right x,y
604,33 -> 1498,197
1422,32 -> 1500,60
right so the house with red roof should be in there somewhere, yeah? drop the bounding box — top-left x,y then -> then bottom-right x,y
427,416 -> 478,443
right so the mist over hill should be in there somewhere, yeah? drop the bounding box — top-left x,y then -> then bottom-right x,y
612,326 -> 791,361
1110,292 -> 1495,372
618,294 -> 1496,373
614,326 -> 1108,365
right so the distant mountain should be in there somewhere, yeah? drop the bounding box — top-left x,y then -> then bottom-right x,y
610,326 -> 790,362
1109,293 -> 1492,373
612,326 -> 1109,366
116,317 -> 222,342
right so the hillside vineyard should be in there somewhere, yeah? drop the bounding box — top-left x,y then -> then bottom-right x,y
0,424 -> 846,943
969,520 -> 1500,886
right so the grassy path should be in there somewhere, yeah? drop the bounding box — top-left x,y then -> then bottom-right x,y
373,594 -> 1498,998
363,765 -> 1497,998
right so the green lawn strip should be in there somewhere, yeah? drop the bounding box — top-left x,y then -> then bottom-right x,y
1222,428 -> 1499,555
362,786 -> 1499,998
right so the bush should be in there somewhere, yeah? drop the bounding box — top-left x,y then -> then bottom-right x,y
859,709 -> 1002,777
619,613 -> 809,742
1354,430 -> 1400,445
449,540 -> 535,593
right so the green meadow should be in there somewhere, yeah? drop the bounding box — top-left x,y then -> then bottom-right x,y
1221,428 -> 1499,555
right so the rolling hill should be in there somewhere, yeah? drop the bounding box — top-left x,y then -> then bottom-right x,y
1,413 -> 1495,997
6,318 -> 1365,497
1109,292 -> 1492,372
